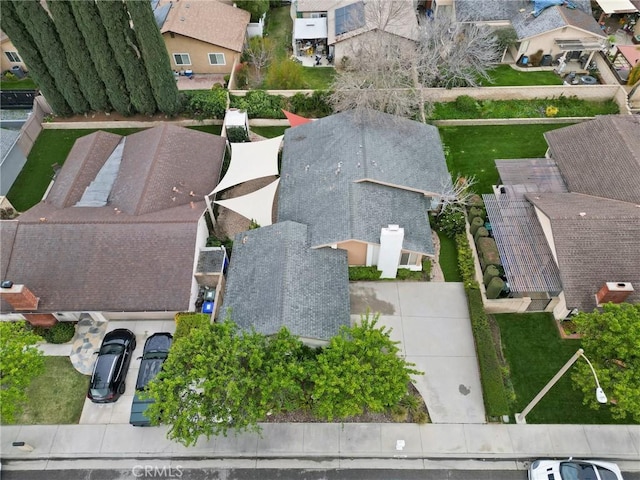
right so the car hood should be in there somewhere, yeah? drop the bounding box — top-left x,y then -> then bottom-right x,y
529,459 -> 623,480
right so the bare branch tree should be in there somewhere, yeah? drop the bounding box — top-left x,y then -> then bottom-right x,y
329,5 -> 501,120
436,174 -> 478,213
244,36 -> 274,86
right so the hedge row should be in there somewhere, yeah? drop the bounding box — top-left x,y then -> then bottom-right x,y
455,232 -> 510,417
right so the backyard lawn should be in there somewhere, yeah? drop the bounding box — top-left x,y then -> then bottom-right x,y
3,356 -> 89,425
265,6 -> 292,59
482,64 -> 563,86
300,66 -> 335,90
0,76 -> 38,90
438,124 -> 571,194
251,126 -> 288,138
437,232 -> 461,282
7,126 -> 221,212
495,313 -> 626,424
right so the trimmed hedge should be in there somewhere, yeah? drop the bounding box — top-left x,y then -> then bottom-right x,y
456,233 -> 509,418
476,237 -> 501,270
174,313 -> 210,340
349,266 -> 382,281
181,88 -> 227,120
33,321 -> 76,344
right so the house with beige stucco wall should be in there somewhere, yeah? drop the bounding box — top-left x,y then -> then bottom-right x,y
1,31 -> 27,75
155,0 -> 250,76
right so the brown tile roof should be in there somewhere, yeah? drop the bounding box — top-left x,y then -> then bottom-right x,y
160,0 -> 250,52
526,192 -> 640,312
110,124 -> 226,215
544,115 -> 640,204
46,131 -> 123,208
1,124 -> 226,313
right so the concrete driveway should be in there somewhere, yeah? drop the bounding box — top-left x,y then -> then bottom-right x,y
79,320 -> 175,425
350,282 -> 486,424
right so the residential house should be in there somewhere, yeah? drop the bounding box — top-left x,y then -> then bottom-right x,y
1,30 -> 27,75
453,0 -> 606,67
0,127 -> 27,196
221,221 -> 350,346
0,125 -> 227,325
294,0 -> 419,63
155,0 -> 250,75
483,115 -> 640,317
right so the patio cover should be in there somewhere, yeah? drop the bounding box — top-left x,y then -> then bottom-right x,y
214,178 -> 280,226
283,110 -> 313,127
212,136 -> 282,194
595,0 -> 638,13
294,18 -> 328,40
617,45 -> 640,66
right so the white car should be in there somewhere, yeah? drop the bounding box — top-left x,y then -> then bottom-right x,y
528,458 -> 624,480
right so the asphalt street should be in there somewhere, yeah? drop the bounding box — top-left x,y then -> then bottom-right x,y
2,467 -> 639,480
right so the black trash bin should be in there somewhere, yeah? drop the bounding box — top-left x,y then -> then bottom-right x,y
540,54 -> 553,66
10,65 -> 25,79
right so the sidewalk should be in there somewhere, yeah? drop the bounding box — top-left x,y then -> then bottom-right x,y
1,423 -> 639,464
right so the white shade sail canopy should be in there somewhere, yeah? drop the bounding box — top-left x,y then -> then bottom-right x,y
595,0 -> 638,13
214,178 -> 280,227
212,136 -> 283,194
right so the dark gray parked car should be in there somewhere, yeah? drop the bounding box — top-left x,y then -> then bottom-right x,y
88,329 -> 136,403
130,332 -> 173,426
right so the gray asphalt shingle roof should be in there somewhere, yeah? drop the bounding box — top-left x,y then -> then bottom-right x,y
455,0 -> 591,22
277,109 -> 449,254
512,5 -> 603,40
222,221 -> 350,341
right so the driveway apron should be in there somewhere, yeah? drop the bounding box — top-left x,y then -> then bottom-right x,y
350,282 -> 486,424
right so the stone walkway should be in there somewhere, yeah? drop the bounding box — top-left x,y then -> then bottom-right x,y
68,317 -> 108,375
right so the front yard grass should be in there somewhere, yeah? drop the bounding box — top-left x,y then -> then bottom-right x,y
437,232 -> 462,282
495,313 -> 626,424
7,126 -> 221,212
438,124 -> 572,194
482,64 -> 563,86
4,356 -> 89,425
0,76 -> 38,90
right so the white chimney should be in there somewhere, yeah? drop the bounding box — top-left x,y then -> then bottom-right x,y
378,225 -> 404,279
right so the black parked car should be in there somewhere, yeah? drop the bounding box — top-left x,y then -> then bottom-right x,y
130,332 -> 173,426
88,329 -> 136,403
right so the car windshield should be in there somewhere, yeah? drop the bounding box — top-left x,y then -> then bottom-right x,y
90,388 -> 109,398
144,351 -> 167,360
99,344 -> 124,355
560,462 -> 598,480
596,467 -> 619,480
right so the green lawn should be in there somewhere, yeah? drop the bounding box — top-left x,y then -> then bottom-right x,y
482,64 -> 563,86
301,67 -> 336,90
438,124 -> 571,194
5,357 -> 89,425
437,232 -> 461,282
0,77 -> 38,90
7,126 -> 221,212
495,313 -> 625,424
251,126 -> 289,138
265,6 -> 292,59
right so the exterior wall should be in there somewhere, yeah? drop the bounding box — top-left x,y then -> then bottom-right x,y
532,206 -> 559,265
333,30 -> 415,66
101,311 -> 177,321
337,240 -> 368,265
517,28 -> 605,59
247,14 -> 265,38
1,38 -> 27,73
22,313 -> 57,327
0,138 -> 27,196
189,215 -> 212,311
162,33 -> 240,75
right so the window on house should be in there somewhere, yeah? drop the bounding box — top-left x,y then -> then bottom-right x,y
208,53 -> 225,65
5,51 -> 21,63
173,53 -> 191,65
399,252 -> 419,266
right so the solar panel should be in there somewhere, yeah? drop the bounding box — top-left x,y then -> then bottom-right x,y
335,2 -> 365,36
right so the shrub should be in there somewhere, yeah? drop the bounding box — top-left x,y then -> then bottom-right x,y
529,49 -> 544,67
476,237 -> 501,270
181,88 -> 227,119
486,276 -> 505,299
468,206 -> 485,222
434,206 -> 466,237
4,71 -> 17,81
474,226 -> 489,243
174,313 -> 210,340
229,90 -> 286,119
412,409 -> 429,424
454,95 -> 479,114
545,105 -> 559,117
456,233 -> 477,287
285,90 -> 333,118
349,266 -> 382,281
235,63 -> 249,89
391,405 -> 408,422
226,126 -> 249,143
264,58 -> 305,89
34,322 -> 76,344
483,265 -> 500,287
469,216 -> 484,236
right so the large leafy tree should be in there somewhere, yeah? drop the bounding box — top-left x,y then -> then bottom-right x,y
96,0 -> 157,115
47,0 -> 110,113
572,303 -> 640,422
0,1 -> 71,115
12,0 -> 89,114
311,313 -> 422,420
235,0 -> 268,22
145,321 -> 308,446
126,0 -> 181,116
0,322 -> 45,423
70,0 -> 133,116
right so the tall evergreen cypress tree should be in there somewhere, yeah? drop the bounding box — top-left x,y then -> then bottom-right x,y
70,0 -> 132,116
96,0 -> 157,115
126,0 -> 181,116
0,2 -> 71,115
12,0 -> 89,114
48,0 -> 111,112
